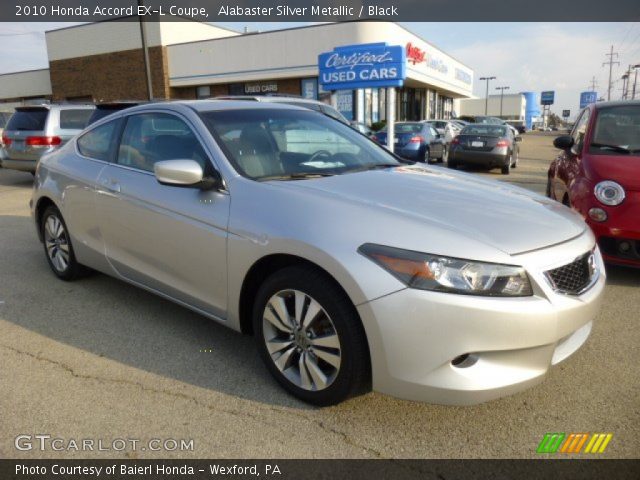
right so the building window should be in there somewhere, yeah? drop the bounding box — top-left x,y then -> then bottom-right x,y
196,86 -> 211,99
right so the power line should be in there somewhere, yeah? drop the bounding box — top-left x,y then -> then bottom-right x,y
587,76 -> 599,91
602,45 -> 620,101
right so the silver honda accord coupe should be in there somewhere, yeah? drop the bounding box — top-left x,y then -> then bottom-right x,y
31,101 -> 605,406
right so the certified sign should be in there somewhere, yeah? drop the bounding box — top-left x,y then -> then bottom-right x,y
318,42 -> 406,91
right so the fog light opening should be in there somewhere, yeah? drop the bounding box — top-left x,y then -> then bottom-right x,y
588,207 -> 607,222
451,353 -> 478,368
618,241 -> 632,254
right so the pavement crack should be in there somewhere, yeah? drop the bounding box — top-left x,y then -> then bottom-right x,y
0,343 -> 386,457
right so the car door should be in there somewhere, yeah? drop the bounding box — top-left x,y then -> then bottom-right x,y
95,111 -> 230,319
553,109 -> 590,202
427,125 -> 444,158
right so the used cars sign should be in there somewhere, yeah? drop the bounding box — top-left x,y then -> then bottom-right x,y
318,43 -> 406,90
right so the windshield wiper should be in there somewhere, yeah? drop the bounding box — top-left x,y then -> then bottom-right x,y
590,142 -> 631,153
258,172 -> 336,181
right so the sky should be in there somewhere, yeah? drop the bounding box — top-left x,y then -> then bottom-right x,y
1,21 -> 639,119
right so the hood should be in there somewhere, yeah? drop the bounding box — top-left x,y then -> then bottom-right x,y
276,165 -> 585,256
584,154 -> 640,191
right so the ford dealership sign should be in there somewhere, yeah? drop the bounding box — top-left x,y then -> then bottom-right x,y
318,43 -> 406,91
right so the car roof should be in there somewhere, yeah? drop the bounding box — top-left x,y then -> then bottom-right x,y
593,100 -> 640,109
121,100 -> 313,114
214,95 -> 328,106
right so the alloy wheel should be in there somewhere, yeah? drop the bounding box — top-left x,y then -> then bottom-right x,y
262,289 -> 341,391
43,214 -> 70,273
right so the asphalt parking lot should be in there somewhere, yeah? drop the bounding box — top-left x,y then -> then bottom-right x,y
0,132 -> 638,459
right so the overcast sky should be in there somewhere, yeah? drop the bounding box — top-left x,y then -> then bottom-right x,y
1,21 -> 638,119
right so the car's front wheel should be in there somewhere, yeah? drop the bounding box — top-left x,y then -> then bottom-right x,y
40,205 -> 89,281
252,265 -> 370,406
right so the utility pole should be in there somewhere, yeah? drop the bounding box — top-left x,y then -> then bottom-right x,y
138,0 -> 153,100
479,76 -> 496,115
495,86 -> 509,118
587,76 -> 598,92
602,45 -> 619,101
632,64 -> 640,100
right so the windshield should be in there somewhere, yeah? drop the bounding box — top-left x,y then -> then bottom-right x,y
200,108 -> 400,180
461,125 -> 508,136
590,106 -> 640,154
387,123 -> 422,134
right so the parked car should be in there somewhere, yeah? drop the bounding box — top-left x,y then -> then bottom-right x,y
425,119 -> 449,135
448,124 -> 521,174
32,100 -> 605,406
87,101 -> 142,125
0,110 -> 13,163
2,104 -> 94,173
350,121 -> 373,136
547,100 -> 640,268
214,95 -> 350,126
372,121 -> 445,163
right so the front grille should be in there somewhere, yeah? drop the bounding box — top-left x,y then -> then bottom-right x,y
545,251 -> 596,295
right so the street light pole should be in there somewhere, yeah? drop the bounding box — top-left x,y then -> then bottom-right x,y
495,86 -> 509,118
479,76 -> 496,115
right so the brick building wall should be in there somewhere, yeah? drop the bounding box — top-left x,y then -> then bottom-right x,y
49,47 -> 169,102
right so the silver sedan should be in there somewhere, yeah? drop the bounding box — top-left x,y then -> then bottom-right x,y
31,101 -> 605,406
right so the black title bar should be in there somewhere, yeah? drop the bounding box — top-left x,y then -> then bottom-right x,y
3,0 -> 640,22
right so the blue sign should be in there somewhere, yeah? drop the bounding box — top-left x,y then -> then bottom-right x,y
318,43 -> 406,91
541,91 -> 555,105
580,91 -> 598,109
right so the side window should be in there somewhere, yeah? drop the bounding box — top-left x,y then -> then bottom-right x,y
116,113 -> 208,172
321,105 -> 347,124
429,126 -> 439,137
77,120 -> 118,161
571,109 -> 590,152
60,109 -> 93,130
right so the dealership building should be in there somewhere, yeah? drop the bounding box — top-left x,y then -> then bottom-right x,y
0,20 -> 474,124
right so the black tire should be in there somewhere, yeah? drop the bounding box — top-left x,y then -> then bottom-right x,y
252,265 -> 370,406
447,159 -> 458,169
424,147 -> 432,164
501,155 -> 511,175
546,178 -> 552,198
40,206 -> 90,281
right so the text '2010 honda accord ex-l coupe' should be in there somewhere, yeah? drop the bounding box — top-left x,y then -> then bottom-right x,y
31,101 -> 605,406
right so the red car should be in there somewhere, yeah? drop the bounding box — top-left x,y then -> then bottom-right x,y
547,100 -> 640,267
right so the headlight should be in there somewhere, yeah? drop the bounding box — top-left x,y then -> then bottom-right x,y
594,180 -> 625,206
359,244 -> 533,297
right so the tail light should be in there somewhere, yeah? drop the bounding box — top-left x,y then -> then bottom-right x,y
370,135 -> 379,142
495,140 -> 509,147
408,135 -> 424,144
1,135 -> 11,146
26,136 -> 61,147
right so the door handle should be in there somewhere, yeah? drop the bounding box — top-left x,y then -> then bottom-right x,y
101,178 -> 121,193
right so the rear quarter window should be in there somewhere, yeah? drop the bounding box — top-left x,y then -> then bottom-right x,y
59,109 -> 93,130
6,109 -> 48,131
77,120 -> 118,161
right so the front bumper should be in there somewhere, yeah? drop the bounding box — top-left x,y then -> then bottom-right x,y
357,234 -> 606,405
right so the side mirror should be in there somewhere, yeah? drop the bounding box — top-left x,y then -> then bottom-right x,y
154,160 -> 222,190
553,135 -> 574,150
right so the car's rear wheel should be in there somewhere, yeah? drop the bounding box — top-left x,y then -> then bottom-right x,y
41,205 -> 89,281
252,265 -> 370,406
448,159 -> 458,169
501,155 -> 512,175
424,147 -> 432,164
511,148 -> 519,168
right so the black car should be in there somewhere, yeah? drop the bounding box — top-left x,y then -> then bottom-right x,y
448,124 -> 521,174
86,101 -> 143,125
